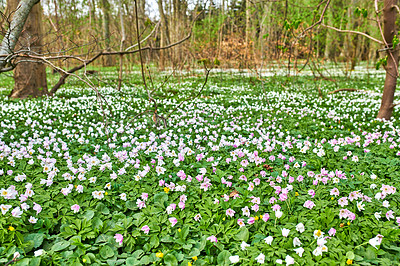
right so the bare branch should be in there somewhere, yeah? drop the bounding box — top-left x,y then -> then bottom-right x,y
298,0 -> 331,37
321,24 -> 384,44
124,22 -> 160,52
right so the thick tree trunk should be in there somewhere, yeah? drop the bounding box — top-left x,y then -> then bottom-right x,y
0,0 -> 39,70
7,0 -> 48,98
377,0 -> 399,120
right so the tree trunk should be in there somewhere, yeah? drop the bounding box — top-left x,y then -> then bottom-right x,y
0,0 -> 39,70
377,0 -> 399,120
158,0 -> 170,69
6,0 -> 48,98
245,0 -> 250,44
102,0 -> 113,66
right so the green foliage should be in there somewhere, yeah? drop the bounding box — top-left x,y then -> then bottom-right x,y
0,67 -> 399,265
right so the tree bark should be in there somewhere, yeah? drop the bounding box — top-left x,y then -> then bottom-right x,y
158,0 -> 170,69
102,0 -> 113,66
0,0 -> 39,70
6,0 -> 48,98
377,0 -> 399,120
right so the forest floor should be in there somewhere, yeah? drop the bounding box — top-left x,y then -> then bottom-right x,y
0,67 -> 399,265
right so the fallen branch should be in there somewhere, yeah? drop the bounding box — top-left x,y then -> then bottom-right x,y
328,88 -> 371,94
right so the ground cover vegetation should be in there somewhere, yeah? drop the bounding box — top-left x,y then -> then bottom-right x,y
1,69 -> 400,266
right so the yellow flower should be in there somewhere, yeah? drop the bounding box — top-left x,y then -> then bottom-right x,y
346,259 -> 353,265
164,187 -> 170,193
188,262 -> 192,266
192,256 -> 198,261
8,226 -> 15,231
156,251 -> 164,258
82,259 -> 87,263
295,192 -> 299,196
347,222 -> 351,225
254,216 -> 259,221
105,192 -> 108,195
222,217 -> 225,221
178,228 -> 181,232
331,197 -> 334,200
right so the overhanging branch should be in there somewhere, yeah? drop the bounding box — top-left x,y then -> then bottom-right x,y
321,24 -> 384,45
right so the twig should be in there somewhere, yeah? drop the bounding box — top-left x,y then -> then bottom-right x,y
298,0 -> 331,37
328,88 -> 371,94
164,68 -> 211,121
321,24 -> 384,45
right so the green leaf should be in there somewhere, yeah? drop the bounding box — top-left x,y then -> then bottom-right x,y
14,258 -> 30,266
150,235 -> 159,248
346,251 -> 355,260
217,250 -> 232,265
100,245 -> 114,259
24,233 -> 45,249
154,192 -> 168,208
52,240 -> 70,252
235,226 -> 249,242
96,202 -> 110,215
82,210 -> 95,220
164,254 -> 178,266
139,256 -> 150,264
188,248 -> 200,258
29,257 -> 41,266
126,201 -> 136,210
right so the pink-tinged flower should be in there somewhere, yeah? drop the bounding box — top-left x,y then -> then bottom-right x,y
272,204 -> 281,211
178,201 -> 185,210
177,170 -> 186,180
237,218 -> 245,227
226,208 -> 236,217
247,217 -> 255,224
141,193 -> 148,201
141,225 -> 150,234
338,197 -> 348,207
21,203 -> 30,211
328,228 -> 336,236
261,213 -> 270,222
71,204 -> 80,213
207,235 -> 218,243
386,210 -> 395,220
194,214 -> 202,221
303,200 -> 316,210
169,217 -> 178,227
251,204 -> 259,212
254,178 -> 261,186
180,194 -> 187,202
136,199 -> 146,209
11,207 -> 23,218
159,180 -> 165,186
297,175 -> 304,182
114,233 -> 123,245
396,217 -> 400,226
248,182 -> 254,191
269,197 -> 277,204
